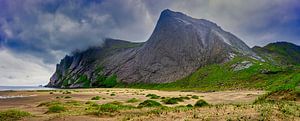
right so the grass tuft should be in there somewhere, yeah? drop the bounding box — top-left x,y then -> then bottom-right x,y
0,109 -> 31,121
47,105 -> 66,113
194,99 -> 209,107
91,96 -> 101,100
146,94 -> 160,99
138,100 -> 162,108
126,98 -> 140,103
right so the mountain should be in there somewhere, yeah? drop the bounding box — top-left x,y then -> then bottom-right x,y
47,9 -> 260,88
253,42 -> 300,65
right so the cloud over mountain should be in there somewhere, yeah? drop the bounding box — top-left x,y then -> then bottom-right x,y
0,0 -> 299,85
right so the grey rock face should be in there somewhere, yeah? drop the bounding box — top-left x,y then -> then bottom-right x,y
231,61 -> 253,71
47,9 -> 258,88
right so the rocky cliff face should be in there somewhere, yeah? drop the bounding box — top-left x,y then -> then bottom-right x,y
47,9 -> 259,88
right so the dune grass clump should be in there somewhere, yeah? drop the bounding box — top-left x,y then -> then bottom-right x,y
91,96 -> 101,100
162,97 -> 184,104
64,96 -> 72,99
138,100 -> 162,108
191,95 -> 199,99
38,101 -> 62,107
146,94 -> 160,99
194,99 -> 209,107
62,91 -> 72,94
65,100 -> 81,106
110,93 -> 116,96
126,98 -> 140,103
186,104 -> 193,108
0,109 -> 31,121
180,96 -> 190,100
47,105 -> 66,113
89,101 -> 134,116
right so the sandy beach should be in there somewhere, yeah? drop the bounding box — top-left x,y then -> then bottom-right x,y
0,88 -> 266,121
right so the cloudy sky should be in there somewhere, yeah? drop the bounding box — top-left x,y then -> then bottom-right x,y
0,0 -> 299,86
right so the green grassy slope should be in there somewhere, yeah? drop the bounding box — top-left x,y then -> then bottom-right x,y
253,42 -> 300,65
117,56 -> 300,93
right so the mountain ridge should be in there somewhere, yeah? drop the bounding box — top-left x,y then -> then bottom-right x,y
48,9 -> 265,88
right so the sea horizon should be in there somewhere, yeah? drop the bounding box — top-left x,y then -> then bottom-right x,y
0,85 -> 56,91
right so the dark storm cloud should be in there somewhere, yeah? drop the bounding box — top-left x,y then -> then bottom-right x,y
0,0 -> 155,63
0,0 -> 300,85
1,0 -> 299,64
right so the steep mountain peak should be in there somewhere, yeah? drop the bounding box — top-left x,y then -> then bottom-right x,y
160,9 -> 188,19
158,9 -> 218,29
48,9 -> 261,88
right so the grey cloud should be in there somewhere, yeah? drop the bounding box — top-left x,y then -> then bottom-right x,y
0,0 -> 157,64
0,50 -> 54,86
0,0 -> 300,85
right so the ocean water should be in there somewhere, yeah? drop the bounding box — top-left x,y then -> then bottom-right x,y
0,86 -> 57,99
0,86 -> 56,91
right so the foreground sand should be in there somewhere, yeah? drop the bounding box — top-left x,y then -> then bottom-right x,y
1,88 -> 295,121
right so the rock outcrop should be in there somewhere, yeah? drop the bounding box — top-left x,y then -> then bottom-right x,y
47,9 -> 259,88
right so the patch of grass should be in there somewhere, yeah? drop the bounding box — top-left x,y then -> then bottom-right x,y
91,96 -> 101,100
62,91 -> 72,94
161,97 -> 184,104
191,95 -> 199,99
110,93 -> 116,96
89,102 -> 134,116
186,104 -> 193,108
194,99 -> 209,107
38,101 -> 62,107
180,96 -> 190,100
47,105 -> 66,113
146,94 -> 160,99
64,96 -> 72,99
0,109 -> 31,121
126,98 -> 139,103
138,100 -> 162,108
65,100 -> 81,106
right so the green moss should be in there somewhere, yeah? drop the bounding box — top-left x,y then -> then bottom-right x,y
0,109 -> 31,121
